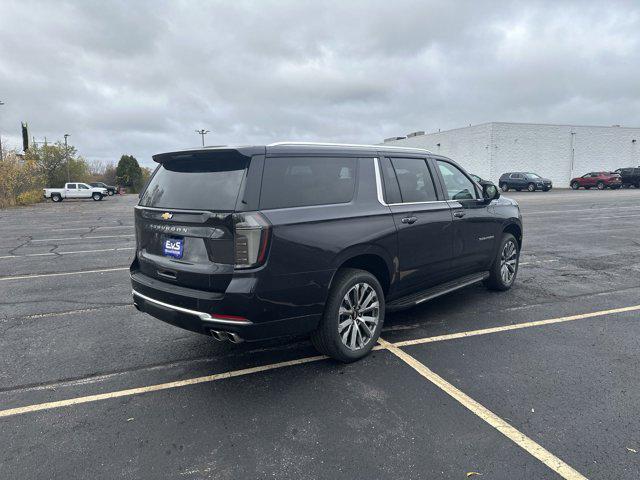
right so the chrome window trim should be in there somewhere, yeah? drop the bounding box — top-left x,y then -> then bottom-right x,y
373,158 -> 449,208
132,289 -> 253,325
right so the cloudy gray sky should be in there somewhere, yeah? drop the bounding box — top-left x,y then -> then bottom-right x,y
1,0 -> 639,166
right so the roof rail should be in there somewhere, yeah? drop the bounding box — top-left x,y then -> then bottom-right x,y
267,141 -> 432,153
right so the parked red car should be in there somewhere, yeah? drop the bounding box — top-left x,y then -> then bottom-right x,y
570,172 -> 622,190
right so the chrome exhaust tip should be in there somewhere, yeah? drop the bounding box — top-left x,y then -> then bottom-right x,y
210,330 -> 243,343
227,332 -> 244,344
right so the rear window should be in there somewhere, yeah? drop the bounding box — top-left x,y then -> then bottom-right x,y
260,156 -> 357,209
139,153 -> 249,211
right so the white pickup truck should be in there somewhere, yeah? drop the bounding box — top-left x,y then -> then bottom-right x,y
43,183 -> 108,202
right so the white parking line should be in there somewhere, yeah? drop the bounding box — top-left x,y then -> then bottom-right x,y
0,267 -> 129,281
525,205 -> 640,215
0,247 -> 134,260
378,339 -> 587,480
30,234 -> 135,242
48,225 -> 134,232
519,259 -> 559,266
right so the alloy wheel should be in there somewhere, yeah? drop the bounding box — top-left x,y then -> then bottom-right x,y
500,240 -> 518,285
338,282 -> 379,351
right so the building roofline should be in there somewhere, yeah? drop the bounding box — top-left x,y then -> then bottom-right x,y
418,121 -> 640,136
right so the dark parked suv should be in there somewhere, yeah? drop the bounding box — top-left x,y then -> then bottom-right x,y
131,143 -> 523,362
499,172 -> 552,192
614,167 -> 640,188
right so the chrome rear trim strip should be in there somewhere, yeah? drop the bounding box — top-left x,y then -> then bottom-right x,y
132,289 -> 252,325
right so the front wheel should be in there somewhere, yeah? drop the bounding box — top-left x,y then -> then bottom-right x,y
51,194 -> 62,202
485,233 -> 519,291
311,268 -> 385,363
92,193 -> 103,201
571,181 -> 580,190
527,183 -> 536,192
108,190 -> 114,196
500,183 -> 509,192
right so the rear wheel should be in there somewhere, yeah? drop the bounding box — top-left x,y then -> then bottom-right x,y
311,268 -> 384,363
596,181 -> 605,190
51,194 -> 62,202
108,190 -> 114,196
485,233 -> 519,291
527,183 -> 536,192
92,192 -> 103,201
500,183 -> 509,192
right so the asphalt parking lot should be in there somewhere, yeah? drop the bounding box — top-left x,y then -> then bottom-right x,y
1,189 -> 639,479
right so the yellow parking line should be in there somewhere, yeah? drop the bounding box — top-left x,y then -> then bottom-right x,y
394,304 -> 640,347
0,355 -> 327,418
0,304 -> 637,420
378,338 -> 587,480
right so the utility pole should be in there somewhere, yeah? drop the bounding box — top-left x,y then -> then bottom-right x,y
0,101 -> 4,161
64,133 -> 71,182
195,129 -> 210,147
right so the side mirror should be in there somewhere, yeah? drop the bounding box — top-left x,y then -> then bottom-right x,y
480,181 -> 500,201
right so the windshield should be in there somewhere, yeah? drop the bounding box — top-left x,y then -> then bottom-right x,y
526,173 -> 542,179
139,153 -> 249,211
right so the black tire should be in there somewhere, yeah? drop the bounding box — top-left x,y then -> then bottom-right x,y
500,183 -> 509,192
311,268 -> 385,363
51,194 -> 62,202
108,190 -> 114,196
596,182 -> 605,190
527,183 -> 536,192
485,233 -> 519,291
571,181 -> 580,190
92,193 -> 103,201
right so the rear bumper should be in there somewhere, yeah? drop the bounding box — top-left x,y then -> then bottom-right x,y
131,270 -> 323,341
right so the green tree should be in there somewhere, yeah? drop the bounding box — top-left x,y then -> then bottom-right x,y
24,142 -> 91,187
116,154 -> 143,192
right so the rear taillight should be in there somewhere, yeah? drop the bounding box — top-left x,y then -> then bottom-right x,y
233,212 -> 271,269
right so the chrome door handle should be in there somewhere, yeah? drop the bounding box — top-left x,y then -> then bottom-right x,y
401,216 -> 418,224
453,210 -> 465,218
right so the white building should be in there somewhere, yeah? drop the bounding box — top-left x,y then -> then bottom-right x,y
383,122 -> 640,187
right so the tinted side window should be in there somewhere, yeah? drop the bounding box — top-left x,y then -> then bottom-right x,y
260,157 -> 357,209
389,158 -> 438,203
437,161 -> 477,201
380,157 -> 402,204
67,184 -> 77,189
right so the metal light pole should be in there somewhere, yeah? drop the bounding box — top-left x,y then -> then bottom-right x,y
195,129 -> 210,147
64,133 -> 71,182
0,101 -> 4,161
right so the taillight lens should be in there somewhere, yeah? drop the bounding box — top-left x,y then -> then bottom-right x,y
233,212 -> 271,269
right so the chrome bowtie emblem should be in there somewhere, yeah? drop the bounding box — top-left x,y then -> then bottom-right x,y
161,212 -> 173,220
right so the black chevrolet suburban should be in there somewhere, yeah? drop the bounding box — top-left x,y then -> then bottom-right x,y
131,143 -> 522,362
